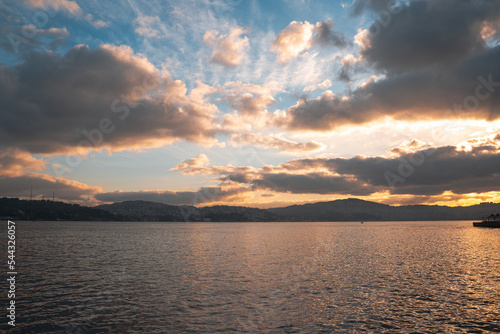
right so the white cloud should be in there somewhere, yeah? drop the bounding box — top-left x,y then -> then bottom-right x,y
134,16 -> 165,38
271,20 -> 347,63
85,14 -> 111,29
303,79 -> 332,92
230,133 -> 324,153
204,27 -> 250,67
271,21 -> 315,63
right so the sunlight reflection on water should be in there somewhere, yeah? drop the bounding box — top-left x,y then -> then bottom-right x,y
5,220 -> 500,333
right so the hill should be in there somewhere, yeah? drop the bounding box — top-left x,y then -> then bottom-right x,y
96,200 -> 183,221
2,197 -> 499,222
268,198 -> 500,221
0,197 -> 121,221
96,201 -> 278,222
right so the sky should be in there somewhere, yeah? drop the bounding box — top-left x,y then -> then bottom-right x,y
1,0 -> 500,208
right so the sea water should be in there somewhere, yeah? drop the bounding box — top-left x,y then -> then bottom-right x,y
2,220 -> 499,333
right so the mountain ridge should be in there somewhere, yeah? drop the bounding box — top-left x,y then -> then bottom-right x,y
1,197 -> 499,222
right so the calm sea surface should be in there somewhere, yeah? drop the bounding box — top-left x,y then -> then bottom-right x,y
2,220 -> 499,333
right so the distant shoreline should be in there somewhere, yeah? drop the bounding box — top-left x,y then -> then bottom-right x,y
2,197 -> 499,223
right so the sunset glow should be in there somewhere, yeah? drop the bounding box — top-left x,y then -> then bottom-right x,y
1,0 -> 500,208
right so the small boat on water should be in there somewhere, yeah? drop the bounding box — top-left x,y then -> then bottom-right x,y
473,213 -> 500,228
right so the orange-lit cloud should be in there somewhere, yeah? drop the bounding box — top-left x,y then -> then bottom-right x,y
230,133 -> 323,153
0,149 -> 46,177
204,27 -> 250,67
170,154 -> 210,171
271,20 -> 347,63
0,149 -> 101,201
0,44 -> 221,155
169,133 -> 500,200
271,21 -> 315,63
95,132 -> 500,207
303,79 -> 332,92
26,0 -> 82,16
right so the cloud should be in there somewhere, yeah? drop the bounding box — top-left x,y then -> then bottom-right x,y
0,149 -> 101,201
358,1 -> 500,72
271,21 -> 315,63
85,14 -> 111,29
274,90 -> 354,131
224,93 -> 276,116
0,174 -> 102,201
223,81 -> 284,96
22,25 -> 70,38
388,139 -> 429,156
0,44 -> 220,155
481,17 -> 500,41
303,79 -> 332,92
276,44 -> 500,131
171,155 -> 257,176
171,134 -> 500,197
220,81 -> 284,131
349,0 -> 395,16
222,81 -> 282,118
1,24 -> 70,53
338,54 -> 362,81
25,0 -> 82,16
230,133 -> 324,153
268,135 -> 500,196
313,20 -> 348,47
204,27 -> 250,67
0,149 -> 46,176
170,154 -> 209,171
252,173 -> 375,195
95,186 -> 249,206
269,1 -> 500,131
271,20 -> 347,63
134,16 -> 164,38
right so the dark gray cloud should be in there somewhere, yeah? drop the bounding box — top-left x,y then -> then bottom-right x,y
350,0 -> 395,16
327,146 -> 500,194
360,0 -> 500,72
280,45 -> 500,131
203,137 -> 500,197
338,64 -> 351,82
0,44 -> 218,154
313,20 -> 348,48
268,141 -> 500,196
283,0 -> 500,131
252,173 -> 375,195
